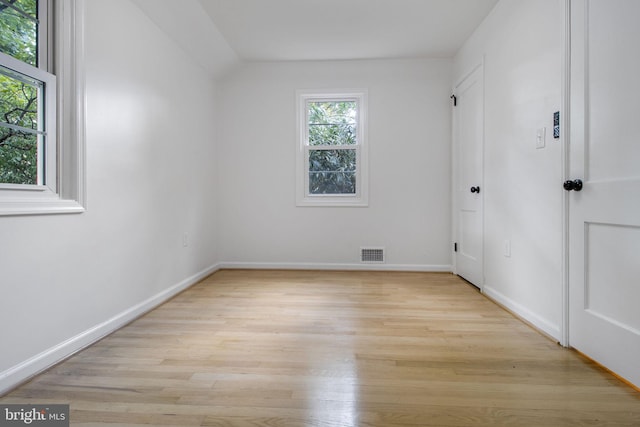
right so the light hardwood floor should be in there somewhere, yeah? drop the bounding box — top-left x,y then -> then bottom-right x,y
2,270 -> 639,426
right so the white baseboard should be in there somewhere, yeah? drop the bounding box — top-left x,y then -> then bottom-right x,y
0,263 -> 221,396
483,285 -> 561,341
219,261 -> 453,272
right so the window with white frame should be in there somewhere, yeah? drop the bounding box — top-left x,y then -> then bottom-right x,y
0,0 -> 85,215
296,90 -> 368,206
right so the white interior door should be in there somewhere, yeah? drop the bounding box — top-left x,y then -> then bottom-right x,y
454,64 -> 484,288
568,0 -> 640,388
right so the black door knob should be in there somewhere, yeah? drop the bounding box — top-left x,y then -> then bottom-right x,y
470,186 -> 480,193
563,179 -> 583,192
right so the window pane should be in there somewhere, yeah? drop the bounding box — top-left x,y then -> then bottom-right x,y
0,71 -> 40,130
309,149 -> 356,194
0,126 -> 37,184
0,0 -> 38,66
308,101 -> 356,146
309,149 -> 356,172
309,172 -> 356,195
309,123 -> 356,146
0,67 -> 42,185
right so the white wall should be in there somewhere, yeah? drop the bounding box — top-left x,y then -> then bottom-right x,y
217,59 -> 453,270
0,0 -> 566,395
0,0 -> 220,393
453,0 -> 564,338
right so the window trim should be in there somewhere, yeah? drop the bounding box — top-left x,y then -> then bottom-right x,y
296,89 -> 368,207
0,0 -> 86,216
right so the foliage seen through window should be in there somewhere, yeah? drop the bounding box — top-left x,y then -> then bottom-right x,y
0,0 -> 40,185
307,101 -> 357,195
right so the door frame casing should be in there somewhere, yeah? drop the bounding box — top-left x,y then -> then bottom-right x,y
560,0 -> 571,348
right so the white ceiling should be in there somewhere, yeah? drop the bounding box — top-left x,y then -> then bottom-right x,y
198,0 -> 499,61
133,0 -> 499,76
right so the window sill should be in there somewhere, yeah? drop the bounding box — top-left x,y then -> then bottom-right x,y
0,197 -> 85,216
296,196 -> 369,208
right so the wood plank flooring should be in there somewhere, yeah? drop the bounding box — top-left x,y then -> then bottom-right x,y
1,270 -> 639,426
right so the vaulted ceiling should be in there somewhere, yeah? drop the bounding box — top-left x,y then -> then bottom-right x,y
132,0 -> 499,76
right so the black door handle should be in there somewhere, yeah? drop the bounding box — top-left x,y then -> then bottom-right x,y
470,186 -> 480,194
563,179 -> 583,192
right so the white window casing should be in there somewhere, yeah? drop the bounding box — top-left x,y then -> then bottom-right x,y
296,89 -> 368,207
0,0 -> 86,216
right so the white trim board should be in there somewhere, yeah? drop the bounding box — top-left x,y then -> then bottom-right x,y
483,285 -> 561,342
0,263 -> 221,396
560,0 -> 571,349
219,262 -> 452,272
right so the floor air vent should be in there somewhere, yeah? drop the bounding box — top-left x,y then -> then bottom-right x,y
361,247 -> 385,263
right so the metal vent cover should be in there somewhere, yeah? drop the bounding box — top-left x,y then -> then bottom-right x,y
360,247 -> 385,263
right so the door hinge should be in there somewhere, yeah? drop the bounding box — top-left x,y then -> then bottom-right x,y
454,242 -> 458,252
450,94 -> 457,106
